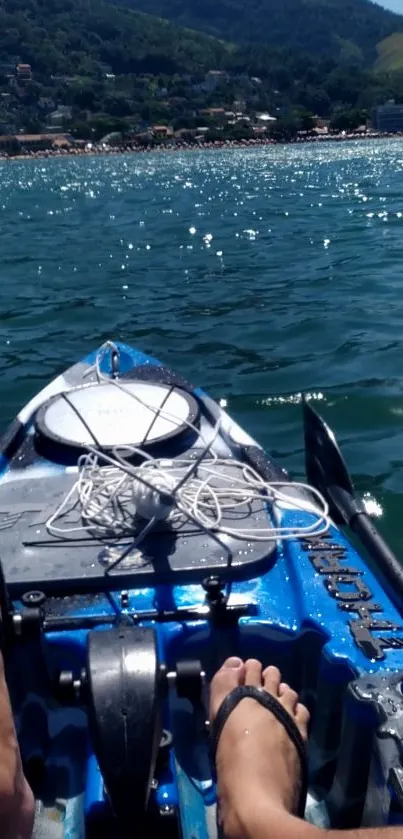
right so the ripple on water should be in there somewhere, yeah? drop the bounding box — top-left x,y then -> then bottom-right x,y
1,140 -> 403,550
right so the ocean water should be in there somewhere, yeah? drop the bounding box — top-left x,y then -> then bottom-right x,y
2,139 -> 403,553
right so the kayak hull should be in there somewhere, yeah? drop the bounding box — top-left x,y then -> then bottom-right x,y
0,341 -> 402,837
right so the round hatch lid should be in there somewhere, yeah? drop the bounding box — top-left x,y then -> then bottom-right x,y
35,380 -> 199,454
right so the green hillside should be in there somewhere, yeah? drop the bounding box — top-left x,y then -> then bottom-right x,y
375,32 -> 403,72
1,0 -> 403,142
0,0 -> 230,77
110,0 -> 403,64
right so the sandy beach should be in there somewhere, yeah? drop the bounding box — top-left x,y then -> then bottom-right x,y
0,130 -> 399,161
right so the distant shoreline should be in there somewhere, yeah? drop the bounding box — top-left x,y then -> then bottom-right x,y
1,131 -> 401,161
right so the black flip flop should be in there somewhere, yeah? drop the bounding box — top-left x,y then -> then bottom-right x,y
211,685 -> 308,818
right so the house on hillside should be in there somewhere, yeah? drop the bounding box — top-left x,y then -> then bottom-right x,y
18,134 -> 56,151
52,135 -> 74,150
152,125 -> 174,140
372,100 -> 403,133
50,75 -> 76,85
314,117 -> 329,131
256,113 -> 277,124
0,133 -> 73,155
46,106 -> 72,131
16,64 -> 32,81
200,108 -> 227,124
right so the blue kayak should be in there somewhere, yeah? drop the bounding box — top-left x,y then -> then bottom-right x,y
1,340 -> 403,838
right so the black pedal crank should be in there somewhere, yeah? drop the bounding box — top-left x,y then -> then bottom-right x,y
86,625 -> 162,827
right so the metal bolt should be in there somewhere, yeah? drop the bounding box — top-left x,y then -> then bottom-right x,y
12,613 -> 22,636
159,804 -> 176,817
120,590 -> 129,608
21,591 -> 46,607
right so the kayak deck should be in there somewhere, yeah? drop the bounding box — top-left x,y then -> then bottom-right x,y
0,341 -> 403,837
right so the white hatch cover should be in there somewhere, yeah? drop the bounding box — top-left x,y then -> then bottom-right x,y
35,381 -> 199,451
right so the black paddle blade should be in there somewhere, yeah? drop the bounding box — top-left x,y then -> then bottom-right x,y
303,399 -> 403,609
303,399 -> 359,525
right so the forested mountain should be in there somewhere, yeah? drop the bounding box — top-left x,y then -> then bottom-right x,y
0,0 -> 229,77
1,0 -> 403,142
1,0 -> 403,86
110,0 -> 403,64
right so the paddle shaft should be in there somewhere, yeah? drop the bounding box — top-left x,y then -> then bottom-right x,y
331,484 -> 403,612
351,512 -> 403,597
303,401 -> 403,612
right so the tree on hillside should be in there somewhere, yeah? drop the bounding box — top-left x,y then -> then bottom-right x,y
330,107 -> 368,131
110,0 -> 403,63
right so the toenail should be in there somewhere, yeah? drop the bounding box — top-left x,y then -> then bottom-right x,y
223,657 -> 243,669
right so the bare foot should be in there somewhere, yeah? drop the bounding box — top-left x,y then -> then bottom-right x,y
210,657 -> 310,839
0,658 -> 35,839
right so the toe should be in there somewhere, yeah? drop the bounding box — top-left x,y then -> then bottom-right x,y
279,682 -> 299,714
262,665 -> 281,696
209,657 -> 245,719
295,703 -> 310,741
244,658 -> 263,687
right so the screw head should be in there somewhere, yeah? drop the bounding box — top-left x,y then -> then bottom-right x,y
202,575 -> 221,594
21,590 -> 46,607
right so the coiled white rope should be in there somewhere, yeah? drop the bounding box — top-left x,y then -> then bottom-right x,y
46,342 -> 331,549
